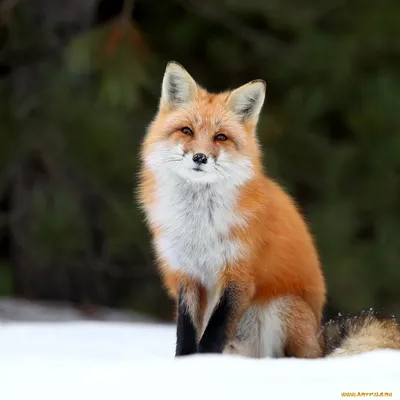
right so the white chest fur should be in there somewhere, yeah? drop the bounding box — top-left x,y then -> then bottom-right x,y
149,175 -> 246,286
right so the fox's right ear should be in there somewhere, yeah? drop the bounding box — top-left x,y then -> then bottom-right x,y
160,61 -> 198,110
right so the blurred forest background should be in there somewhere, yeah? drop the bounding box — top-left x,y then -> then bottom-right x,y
0,0 -> 399,321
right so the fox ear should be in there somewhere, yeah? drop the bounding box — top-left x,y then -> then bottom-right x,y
227,80 -> 266,124
160,61 -> 198,109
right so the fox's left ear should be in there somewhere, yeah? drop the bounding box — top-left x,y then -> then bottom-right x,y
226,80 -> 266,125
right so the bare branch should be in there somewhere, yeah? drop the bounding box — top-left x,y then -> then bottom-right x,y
172,0 -> 287,52
122,0 -> 135,21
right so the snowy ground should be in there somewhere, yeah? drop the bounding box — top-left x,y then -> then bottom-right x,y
0,301 -> 399,400
0,297 -> 154,323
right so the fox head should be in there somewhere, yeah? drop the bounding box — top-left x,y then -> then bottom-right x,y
142,61 -> 266,184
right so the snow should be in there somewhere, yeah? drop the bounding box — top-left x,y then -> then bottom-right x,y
0,322 -> 399,400
0,297 -> 153,323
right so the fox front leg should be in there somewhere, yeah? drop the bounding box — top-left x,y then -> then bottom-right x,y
198,283 -> 251,354
175,282 -> 204,357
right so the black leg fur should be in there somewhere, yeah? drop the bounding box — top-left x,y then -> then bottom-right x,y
175,287 -> 198,357
198,286 -> 237,354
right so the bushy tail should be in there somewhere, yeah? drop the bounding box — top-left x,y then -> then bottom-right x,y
320,309 -> 400,357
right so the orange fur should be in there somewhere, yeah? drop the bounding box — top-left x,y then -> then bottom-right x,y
138,62 -> 326,358
284,297 -> 323,357
231,176 -> 325,322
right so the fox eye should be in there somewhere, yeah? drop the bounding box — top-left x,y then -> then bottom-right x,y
215,133 -> 228,141
181,127 -> 194,136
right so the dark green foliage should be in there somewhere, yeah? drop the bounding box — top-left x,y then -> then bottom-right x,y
0,0 -> 399,319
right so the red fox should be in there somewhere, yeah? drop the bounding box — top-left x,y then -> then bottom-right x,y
138,61 -> 326,358
321,310 -> 400,357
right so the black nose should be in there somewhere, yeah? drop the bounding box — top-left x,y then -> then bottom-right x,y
192,153 -> 207,165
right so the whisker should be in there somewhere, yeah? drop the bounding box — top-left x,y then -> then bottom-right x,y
214,164 -> 230,180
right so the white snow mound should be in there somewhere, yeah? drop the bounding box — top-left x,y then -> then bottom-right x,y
0,322 -> 399,400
